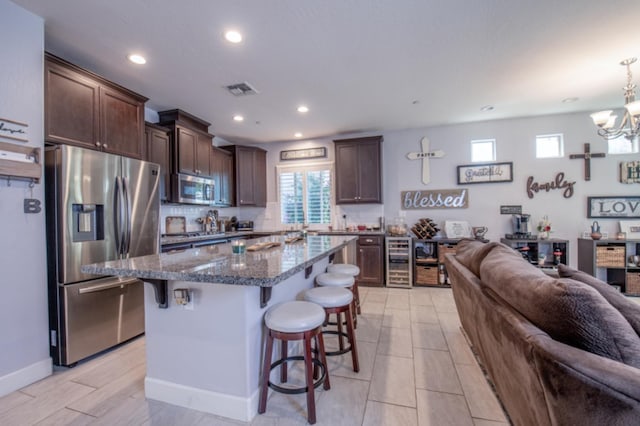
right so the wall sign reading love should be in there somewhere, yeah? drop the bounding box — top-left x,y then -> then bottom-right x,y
401,189 -> 468,210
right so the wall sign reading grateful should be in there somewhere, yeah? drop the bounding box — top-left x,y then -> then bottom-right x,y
526,172 -> 576,199
401,189 -> 468,210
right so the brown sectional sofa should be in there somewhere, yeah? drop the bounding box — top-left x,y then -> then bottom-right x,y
445,239 -> 640,426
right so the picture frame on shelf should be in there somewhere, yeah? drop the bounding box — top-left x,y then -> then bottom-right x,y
620,220 -> 640,239
457,162 -> 513,184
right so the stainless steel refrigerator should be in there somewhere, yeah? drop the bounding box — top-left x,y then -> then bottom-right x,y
45,145 -> 160,366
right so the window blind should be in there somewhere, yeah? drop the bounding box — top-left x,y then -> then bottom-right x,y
278,162 -> 332,225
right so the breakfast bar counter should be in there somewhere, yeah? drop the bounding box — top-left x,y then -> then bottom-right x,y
81,235 -> 356,422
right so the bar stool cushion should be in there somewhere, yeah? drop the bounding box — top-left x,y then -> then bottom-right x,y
327,263 -> 360,277
304,286 -> 353,308
265,301 -> 325,333
316,272 -> 354,287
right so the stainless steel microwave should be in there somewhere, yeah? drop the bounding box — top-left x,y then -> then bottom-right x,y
171,173 -> 214,205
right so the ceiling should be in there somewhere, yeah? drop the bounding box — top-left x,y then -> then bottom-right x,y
11,0 -> 640,144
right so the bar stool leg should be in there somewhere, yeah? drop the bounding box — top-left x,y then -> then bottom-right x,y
303,330 -> 317,424
280,340 -> 288,383
353,281 -> 362,314
345,304 -> 359,372
258,333 -> 274,414
315,330 -> 331,390
336,311 -> 345,351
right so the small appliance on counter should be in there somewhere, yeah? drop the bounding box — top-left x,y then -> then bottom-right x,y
236,220 -> 254,231
505,213 -> 536,240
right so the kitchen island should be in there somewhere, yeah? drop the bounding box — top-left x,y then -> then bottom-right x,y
81,235 -> 356,422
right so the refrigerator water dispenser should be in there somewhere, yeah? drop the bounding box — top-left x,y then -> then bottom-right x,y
72,204 -> 104,242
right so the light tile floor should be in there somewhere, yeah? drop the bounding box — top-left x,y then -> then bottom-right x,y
0,286 -> 510,425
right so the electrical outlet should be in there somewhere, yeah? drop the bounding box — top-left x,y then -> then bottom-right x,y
183,290 -> 194,310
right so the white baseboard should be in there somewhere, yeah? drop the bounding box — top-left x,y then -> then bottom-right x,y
0,358 -> 52,397
145,377 -> 259,422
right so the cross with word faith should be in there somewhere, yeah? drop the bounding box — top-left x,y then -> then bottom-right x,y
569,143 -> 606,181
406,137 -> 445,185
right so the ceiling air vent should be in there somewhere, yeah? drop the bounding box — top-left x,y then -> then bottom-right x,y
225,82 -> 259,96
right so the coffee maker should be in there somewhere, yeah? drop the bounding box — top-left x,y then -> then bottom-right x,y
506,214 -> 533,239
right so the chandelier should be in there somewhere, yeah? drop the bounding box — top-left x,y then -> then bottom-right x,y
590,58 -> 640,147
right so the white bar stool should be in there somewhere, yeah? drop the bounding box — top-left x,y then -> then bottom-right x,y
303,286 -> 359,373
327,263 -> 362,315
315,272 -> 357,328
258,301 -> 330,424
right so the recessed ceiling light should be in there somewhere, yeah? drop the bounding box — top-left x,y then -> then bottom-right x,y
128,54 -> 146,65
297,105 -> 309,113
562,97 -> 579,103
480,105 -> 494,112
294,132 -> 303,138
225,30 -> 242,43
233,115 -> 244,122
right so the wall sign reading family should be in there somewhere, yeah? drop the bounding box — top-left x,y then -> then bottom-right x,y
587,196 -> 640,218
457,162 -> 513,184
401,189 -> 468,210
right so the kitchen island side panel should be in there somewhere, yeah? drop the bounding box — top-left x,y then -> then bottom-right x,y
143,257 -> 328,421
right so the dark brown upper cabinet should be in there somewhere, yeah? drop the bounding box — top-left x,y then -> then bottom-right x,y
222,145 -> 267,207
334,135 -> 383,204
210,146 -> 234,206
45,53 -> 146,159
144,122 -> 171,202
157,109 -> 213,178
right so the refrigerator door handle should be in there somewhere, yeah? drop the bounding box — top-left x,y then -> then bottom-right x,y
78,278 -> 140,294
114,176 -> 124,256
123,177 -> 132,256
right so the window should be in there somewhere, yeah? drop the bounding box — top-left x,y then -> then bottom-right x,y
470,139 -> 496,162
536,134 -> 564,158
608,135 -> 639,154
277,162 -> 333,226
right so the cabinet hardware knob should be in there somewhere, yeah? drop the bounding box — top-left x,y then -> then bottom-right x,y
102,143 -> 108,149
95,142 -> 101,147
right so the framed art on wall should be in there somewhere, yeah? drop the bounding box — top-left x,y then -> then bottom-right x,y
457,162 -> 513,184
587,196 -> 640,218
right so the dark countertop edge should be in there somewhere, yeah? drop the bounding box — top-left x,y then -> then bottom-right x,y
84,236 -> 357,288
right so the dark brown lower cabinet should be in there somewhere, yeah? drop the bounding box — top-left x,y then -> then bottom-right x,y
357,236 -> 384,287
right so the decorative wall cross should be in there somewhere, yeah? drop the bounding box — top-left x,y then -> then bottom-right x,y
569,143 -> 605,181
406,137 -> 445,185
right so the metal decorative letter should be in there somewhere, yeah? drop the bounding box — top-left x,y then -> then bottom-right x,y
406,137 -> 445,185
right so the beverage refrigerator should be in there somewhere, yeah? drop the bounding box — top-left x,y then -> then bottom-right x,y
45,145 -> 160,366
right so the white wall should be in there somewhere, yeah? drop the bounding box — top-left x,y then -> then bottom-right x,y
249,111 -> 637,267
0,0 -> 51,395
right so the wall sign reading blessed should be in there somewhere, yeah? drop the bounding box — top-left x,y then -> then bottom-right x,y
401,189 -> 468,210
587,196 -> 640,218
457,162 -> 513,184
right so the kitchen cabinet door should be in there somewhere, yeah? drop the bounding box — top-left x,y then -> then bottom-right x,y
357,236 -> 384,287
235,146 -> 266,207
196,133 -> 212,177
176,127 -> 197,175
210,146 -> 233,206
45,57 -> 100,148
144,123 -> 171,202
334,136 -> 382,204
99,86 -> 145,159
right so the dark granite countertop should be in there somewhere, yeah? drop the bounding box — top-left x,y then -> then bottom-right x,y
82,235 -> 357,287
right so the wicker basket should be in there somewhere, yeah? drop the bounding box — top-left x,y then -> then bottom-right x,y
438,243 -> 458,263
626,272 -> 640,295
415,265 -> 438,285
595,246 -> 626,268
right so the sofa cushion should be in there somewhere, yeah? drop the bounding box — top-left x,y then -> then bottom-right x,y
557,264 -> 640,337
455,240 -> 519,277
479,243 -> 640,368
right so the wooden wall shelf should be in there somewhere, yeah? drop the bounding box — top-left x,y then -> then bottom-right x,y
0,141 -> 41,183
